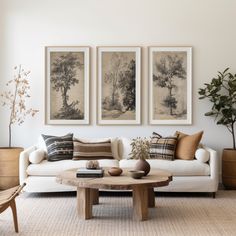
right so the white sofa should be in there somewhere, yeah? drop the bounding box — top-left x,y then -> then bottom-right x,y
19,136 -> 219,195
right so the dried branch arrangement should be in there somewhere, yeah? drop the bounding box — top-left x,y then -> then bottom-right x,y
129,137 -> 150,160
1,65 -> 39,147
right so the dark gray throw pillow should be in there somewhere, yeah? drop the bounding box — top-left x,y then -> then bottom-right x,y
42,133 -> 73,161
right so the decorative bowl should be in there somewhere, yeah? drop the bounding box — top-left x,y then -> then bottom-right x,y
86,160 -> 100,169
129,170 -> 145,179
108,167 -> 123,176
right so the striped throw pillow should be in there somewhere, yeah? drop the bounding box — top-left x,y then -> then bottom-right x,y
73,138 -> 113,160
149,132 -> 178,160
42,134 -> 73,161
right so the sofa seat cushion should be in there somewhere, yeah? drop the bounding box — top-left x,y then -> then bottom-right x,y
119,159 -> 210,176
27,159 -> 119,176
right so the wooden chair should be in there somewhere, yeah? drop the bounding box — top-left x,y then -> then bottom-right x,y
0,183 -> 26,233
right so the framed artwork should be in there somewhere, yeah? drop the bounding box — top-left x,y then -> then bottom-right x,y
97,46 -> 141,125
45,46 -> 90,125
149,46 -> 192,125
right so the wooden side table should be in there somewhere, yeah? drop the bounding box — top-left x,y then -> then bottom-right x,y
0,148 -> 23,190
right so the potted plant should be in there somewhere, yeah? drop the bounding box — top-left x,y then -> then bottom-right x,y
198,68 -> 236,189
129,137 -> 151,176
0,65 -> 38,189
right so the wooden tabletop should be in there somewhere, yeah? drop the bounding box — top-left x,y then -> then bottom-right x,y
56,168 -> 172,190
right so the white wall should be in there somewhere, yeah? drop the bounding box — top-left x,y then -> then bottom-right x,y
0,0 -> 236,167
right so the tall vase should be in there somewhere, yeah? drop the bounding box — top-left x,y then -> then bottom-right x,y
134,158 -> 150,176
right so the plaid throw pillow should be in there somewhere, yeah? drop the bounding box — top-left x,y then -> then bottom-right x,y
149,132 -> 178,160
42,133 -> 74,161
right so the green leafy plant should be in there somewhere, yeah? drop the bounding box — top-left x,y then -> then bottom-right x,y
0,65 -> 39,147
198,68 -> 236,149
129,137 -> 150,160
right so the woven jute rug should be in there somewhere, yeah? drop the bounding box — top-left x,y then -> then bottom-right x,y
0,191 -> 236,236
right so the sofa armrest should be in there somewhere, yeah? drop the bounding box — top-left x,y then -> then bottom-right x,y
203,146 -> 219,183
19,145 -> 37,185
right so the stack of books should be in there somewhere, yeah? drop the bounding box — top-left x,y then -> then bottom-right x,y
76,168 -> 104,178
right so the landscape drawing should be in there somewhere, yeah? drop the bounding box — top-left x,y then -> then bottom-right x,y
101,51 -> 136,121
152,51 -> 188,121
50,51 -> 85,120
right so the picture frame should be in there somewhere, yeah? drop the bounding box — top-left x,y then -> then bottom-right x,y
45,46 -> 90,125
149,46 -> 192,125
97,46 -> 141,125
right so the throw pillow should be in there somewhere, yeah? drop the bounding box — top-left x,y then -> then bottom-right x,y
118,137 -> 132,159
149,132 -> 178,160
195,148 -> 210,163
73,138 -> 113,160
42,133 -> 74,161
175,131 -> 204,160
29,149 -> 45,164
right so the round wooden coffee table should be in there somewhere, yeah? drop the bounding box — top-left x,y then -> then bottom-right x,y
56,168 -> 172,221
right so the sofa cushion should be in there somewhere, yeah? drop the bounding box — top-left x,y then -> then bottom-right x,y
149,132 -> 178,160
42,134 -> 74,161
175,131 -> 204,160
73,138 -> 113,160
27,159 -> 119,176
119,159 -> 210,176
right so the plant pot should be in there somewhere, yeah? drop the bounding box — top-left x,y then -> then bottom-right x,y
134,158 -> 150,176
222,148 -> 236,189
0,147 -> 23,190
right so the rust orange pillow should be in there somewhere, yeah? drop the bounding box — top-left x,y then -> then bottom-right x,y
175,131 -> 204,160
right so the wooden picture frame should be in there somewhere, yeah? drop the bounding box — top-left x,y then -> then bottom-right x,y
97,46 -> 141,125
149,46 -> 192,125
45,46 -> 90,125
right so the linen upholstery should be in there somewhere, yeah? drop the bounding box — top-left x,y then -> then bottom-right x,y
27,159 -> 119,176
119,159 -> 210,176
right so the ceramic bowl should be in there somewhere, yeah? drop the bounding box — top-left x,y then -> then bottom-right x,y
108,167 -> 123,176
129,170 -> 145,179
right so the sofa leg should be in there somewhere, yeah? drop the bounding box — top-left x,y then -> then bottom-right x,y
212,192 -> 216,199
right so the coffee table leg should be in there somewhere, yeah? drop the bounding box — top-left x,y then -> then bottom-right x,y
77,187 -> 93,219
91,189 -> 99,205
132,186 -> 148,221
148,188 -> 155,208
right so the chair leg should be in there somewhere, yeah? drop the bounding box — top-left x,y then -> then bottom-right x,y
10,199 -> 19,233
212,192 -> 216,199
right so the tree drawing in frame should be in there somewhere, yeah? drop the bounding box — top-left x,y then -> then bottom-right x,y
98,47 -> 141,124
46,47 -> 89,124
149,47 -> 192,124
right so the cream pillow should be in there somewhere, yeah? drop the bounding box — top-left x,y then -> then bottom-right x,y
195,148 -> 210,163
118,137 -> 132,159
29,149 -> 46,164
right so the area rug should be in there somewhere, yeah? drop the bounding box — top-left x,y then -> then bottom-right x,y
0,191 -> 236,236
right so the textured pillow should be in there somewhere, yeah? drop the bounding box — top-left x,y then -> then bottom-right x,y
42,133 -> 74,161
73,138 -> 113,160
149,132 -> 178,160
29,149 -> 45,164
175,131 -> 204,160
118,137 -> 132,159
195,148 -> 210,163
